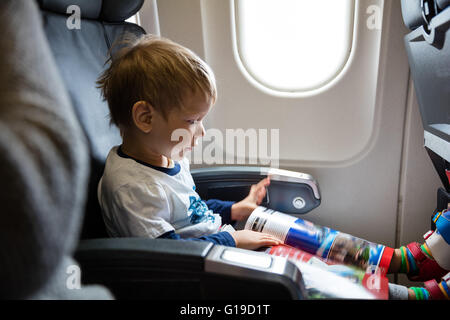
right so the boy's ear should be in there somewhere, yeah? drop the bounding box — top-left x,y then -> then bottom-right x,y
132,101 -> 154,133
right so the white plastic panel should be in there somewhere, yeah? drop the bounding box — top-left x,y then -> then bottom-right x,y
150,1 -> 441,285
200,0 -> 384,164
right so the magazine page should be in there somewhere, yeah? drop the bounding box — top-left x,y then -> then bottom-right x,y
246,206 -> 393,275
263,245 -> 389,299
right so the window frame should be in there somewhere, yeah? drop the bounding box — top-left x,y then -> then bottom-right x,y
231,0 -> 357,97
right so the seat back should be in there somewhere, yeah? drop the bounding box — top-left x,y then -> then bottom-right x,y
38,0 -> 146,239
401,0 -> 450,222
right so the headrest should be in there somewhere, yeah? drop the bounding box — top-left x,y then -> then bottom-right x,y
401,0 -> 450,30
437,0 -> 450,9
101,0 -> 144,22
37,0 -> 144,22
401,0 -> 424,30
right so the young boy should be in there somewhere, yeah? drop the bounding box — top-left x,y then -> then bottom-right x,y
96,34 -> 281,250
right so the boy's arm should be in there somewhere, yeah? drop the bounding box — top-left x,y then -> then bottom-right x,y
204,199 -> 235,225
159,229 -> 281,250
158,230 -> 236,247
203,177 -> 271,224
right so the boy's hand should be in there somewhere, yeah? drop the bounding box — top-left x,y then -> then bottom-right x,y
231,177 -> 270,221
231,230 -> 281,250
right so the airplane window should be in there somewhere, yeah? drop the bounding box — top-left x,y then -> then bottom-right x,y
233,0 -> 355,94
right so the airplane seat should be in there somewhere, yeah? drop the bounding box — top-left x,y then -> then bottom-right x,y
38,0 -> 146,239
36,0 -> 312,299
401,0 -> 425,30
38,0 -> 321,241
400,0 -> 450,227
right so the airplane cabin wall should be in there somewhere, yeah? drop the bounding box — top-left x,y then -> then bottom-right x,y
396,78 -> 442,286
149,0 -> 442,285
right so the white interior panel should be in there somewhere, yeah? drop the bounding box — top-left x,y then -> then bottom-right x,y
156,0 -> 205,58
192,0 -> 402,246
200,0 -> 385,164
396,79 -> 442,286
151,0 -> 442,263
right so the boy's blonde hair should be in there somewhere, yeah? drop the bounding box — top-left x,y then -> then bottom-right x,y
97,34 -> 217,128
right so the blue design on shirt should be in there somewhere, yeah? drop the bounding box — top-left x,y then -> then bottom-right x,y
187,196 -> 215,224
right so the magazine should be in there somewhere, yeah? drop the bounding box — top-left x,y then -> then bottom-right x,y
262,244 -> 389,299
247,206 -> 392,299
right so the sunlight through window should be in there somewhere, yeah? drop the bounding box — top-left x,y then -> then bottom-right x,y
234,0 -> 355,93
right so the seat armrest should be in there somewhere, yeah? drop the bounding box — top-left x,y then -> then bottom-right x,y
191,166 -> 321,214
75,238 -> 307,299
75,237 -> 213,270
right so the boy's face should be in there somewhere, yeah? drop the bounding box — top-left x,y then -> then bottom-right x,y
151,90 -> 212,161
